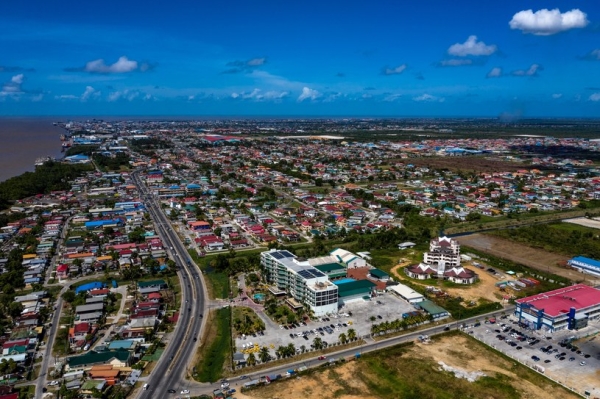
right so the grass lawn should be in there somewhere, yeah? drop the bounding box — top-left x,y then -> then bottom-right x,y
194,307 -> 232,383
189,249 -> 231,299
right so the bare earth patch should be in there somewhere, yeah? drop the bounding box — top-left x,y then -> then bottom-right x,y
456,234 -> 579,281
237,335 -> 579,399
412,335 -> 579,399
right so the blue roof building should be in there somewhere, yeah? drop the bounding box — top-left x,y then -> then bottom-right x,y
76,282 -> 104,294
568,256 -> 600,277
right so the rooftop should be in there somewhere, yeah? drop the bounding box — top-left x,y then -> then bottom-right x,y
515,284 -> 600,317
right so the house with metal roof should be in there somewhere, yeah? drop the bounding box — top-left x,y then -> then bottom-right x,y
335,279 -> 376,305
66,349 -> 132,372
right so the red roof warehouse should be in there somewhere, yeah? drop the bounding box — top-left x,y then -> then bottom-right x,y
515,284 -> 600,332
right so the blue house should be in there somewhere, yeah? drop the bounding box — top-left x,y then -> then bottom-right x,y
75,282 -> 105,294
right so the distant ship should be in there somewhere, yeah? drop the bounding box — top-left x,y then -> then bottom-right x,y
35,156 -> 53,166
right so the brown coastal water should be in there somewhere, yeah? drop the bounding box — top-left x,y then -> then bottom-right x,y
0,118 -> 65,182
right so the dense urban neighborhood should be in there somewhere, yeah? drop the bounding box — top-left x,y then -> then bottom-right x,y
0,119 -> 600,399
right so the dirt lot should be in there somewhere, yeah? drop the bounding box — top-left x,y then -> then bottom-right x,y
456,234 -> 582,281
237,335 -> 579,399
390,261 -> 507,304
564,217 -> 600,230
406,156 -> 527,173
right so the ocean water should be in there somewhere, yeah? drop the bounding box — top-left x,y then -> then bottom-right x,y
0,118 -> 65,182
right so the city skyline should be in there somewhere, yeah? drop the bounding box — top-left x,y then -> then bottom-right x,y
2,0 -> 600,117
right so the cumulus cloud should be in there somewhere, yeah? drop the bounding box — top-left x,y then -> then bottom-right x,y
297,87 -> 321,102
552,93 -> 563,99
486,67 -> 503,78
55,94 -> 78,100
448,35 -> 497,56
1,74 -> 24,94
438,59 -> 473,67
108,89 -> 142,102
509,8 -> 589,35
81,86 -> 99,101
223,57 -> 267,73
511,64 -> 542,77
66,56 -> 153,74
382,65 -> 407,75
413,93 -> 444,102
590,93 -> 600,102
579,49 -> 600,61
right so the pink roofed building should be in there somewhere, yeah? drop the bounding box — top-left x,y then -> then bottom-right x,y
515,284 -> 600,332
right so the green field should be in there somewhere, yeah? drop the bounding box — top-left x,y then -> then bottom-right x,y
194,307 -> 232,382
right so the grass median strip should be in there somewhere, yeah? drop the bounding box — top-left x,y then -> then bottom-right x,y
194,307 -> 232,382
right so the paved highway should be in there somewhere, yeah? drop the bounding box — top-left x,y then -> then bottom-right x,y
132,171 -> 208,398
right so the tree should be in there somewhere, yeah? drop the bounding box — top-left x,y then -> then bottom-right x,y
259,346 -> 271,363
347,328 -> 357,342
247,352 -> 256,366
312,336 -> 323,350
62,290 -> 76,304
338,332 -> 348,344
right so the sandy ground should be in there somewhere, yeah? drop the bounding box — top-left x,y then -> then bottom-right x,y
390,261 -> 507,304
564,217 -> 600,230
237,335 -> 580,399
413,335 -> 579,399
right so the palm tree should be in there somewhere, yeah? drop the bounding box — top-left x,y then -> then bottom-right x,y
246,352 -> 256,366
258,346 -> 271,363
347,328 -> 357,341
276,345 -> 287,359
286,343 -> 296,357
339,332 -> 348,344
312,336 -> 323,350
300,344 -> 306,353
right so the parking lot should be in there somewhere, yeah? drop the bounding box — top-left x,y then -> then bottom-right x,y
234,291 -> 417,358
468,316 -> 600,394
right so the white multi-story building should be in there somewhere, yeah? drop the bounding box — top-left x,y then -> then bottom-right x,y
405,236 -> 477,284
260,249 -> 339,316
423,236 -> 461,271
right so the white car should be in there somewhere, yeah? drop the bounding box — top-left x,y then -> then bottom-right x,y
221,382 -> 230,389
180,389 -> 190,394
48,380 -> 59,386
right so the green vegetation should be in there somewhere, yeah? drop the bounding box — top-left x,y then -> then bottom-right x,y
436,297 -> 502,320
232,307 -> 265,336
0,160 -> 93,210
188,249 -> 231,299
490,222 -> 600,259
64,144 -> 99,156
93,152 -> 131,171
195,307 -> 232,383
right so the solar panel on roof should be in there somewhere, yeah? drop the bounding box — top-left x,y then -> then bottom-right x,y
298,270 -> 313,279
271,252 -> 284,260
309,269 -> 325,277
280,250 -> 295,258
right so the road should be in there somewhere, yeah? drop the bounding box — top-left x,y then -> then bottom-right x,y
132,171 -> 208,398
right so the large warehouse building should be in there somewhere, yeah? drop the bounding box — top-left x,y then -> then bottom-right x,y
568,256 -> 600,278
514,284 -> 600,332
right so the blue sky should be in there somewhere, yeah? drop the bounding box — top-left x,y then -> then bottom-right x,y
1,0 -> 600,117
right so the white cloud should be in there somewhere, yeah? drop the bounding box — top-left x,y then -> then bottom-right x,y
590,93 -> 600,102
11,74 -> 24,84
439,59 -> 473,67
552,93 -> 563,99
108,89 -> 140,102
85,56 -> 139,73
55,94 -> 78,100
509,8 -> 589,35
383,94 -> 402,102
486,67 -> 503,78
298,87 -> 321,102
81,86 -> 98,101
382,65 -> 407,75
413,93 -> 444,102
1,74 -> 24,94
448,35 -> 497,56
230,89 -> 289,102
246,57 -> 266,66
512,64 -> 542,77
